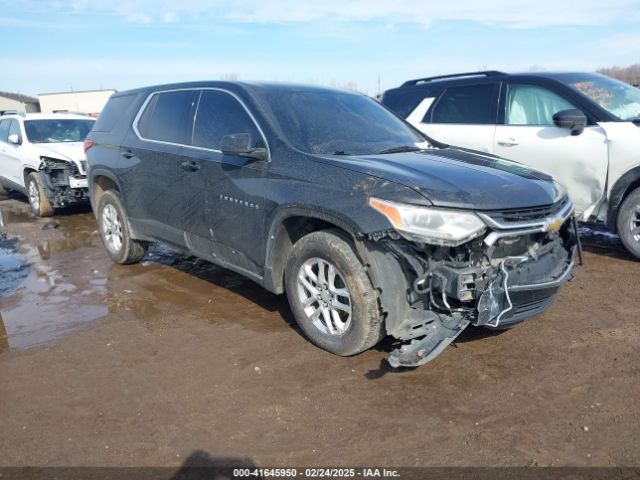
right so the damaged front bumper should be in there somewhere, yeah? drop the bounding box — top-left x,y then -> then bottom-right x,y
364,198 -> 578,368
39,157 -> 89,208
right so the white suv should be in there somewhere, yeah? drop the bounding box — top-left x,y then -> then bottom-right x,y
382,71 -> 640,257
0,112 -> 95,216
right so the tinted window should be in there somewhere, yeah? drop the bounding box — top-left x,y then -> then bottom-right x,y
24,119 -> 95,143
192,91 -> 262,150
431,84 -> 497,124
505,84 -> 576,126
8,120 -> 21,142
93,93 -> 134,132
137,90 -> 197,144
382,90 -> 427,119
257,91 -> 425,155
0,120 -> 9,142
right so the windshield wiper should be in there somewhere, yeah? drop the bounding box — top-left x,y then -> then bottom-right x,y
377,145 -> 422,154
333,151 -> 351,155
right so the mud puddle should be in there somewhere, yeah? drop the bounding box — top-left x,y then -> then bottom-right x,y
0,197 -> 289,353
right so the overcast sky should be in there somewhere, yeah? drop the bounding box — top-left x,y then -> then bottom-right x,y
2,0 -> 640,96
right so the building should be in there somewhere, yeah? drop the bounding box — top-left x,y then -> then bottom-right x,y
38,89 -> 116,116
0,91 -> 40,114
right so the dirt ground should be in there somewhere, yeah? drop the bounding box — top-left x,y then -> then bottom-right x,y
0,190 -> 639,469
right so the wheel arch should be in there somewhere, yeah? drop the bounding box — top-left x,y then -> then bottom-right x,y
23,167 -> 38,186
607,165 -> 640,232
89,169 -> 123,212
264,207 -> 363,294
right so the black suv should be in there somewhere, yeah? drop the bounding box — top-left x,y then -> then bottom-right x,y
86,82 -> 577,367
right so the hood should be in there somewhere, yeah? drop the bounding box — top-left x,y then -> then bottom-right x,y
32,142 -> 85,170
315,148 -> 561,210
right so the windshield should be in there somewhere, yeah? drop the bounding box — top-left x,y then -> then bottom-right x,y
24,119 -> 95,143
562,74 -> 640,121
258,91 -> 426,155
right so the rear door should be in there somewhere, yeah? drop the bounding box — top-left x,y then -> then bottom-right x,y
181,89 -> 268,275
123,89 -> 199,246
409,83 -> 500,153
493,82 -> 608,216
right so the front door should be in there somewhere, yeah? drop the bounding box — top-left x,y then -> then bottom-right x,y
493,83 -> 608,217
0,120 -> 26,187
181,89 -> 268,276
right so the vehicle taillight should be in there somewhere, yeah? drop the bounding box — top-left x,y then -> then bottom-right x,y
83,139 -> 95,153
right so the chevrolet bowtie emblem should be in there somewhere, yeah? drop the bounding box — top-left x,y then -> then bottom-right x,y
547,218 -> 563,232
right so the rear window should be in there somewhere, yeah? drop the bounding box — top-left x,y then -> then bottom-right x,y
430,84 -> 498,124
93,93 -> 134,132
382,90 -> 427,119
137,90 -> 198,144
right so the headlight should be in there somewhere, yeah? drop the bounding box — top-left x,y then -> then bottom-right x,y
369,197 -> 487,246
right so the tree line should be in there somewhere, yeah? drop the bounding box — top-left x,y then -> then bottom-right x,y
597,64 -> 640,86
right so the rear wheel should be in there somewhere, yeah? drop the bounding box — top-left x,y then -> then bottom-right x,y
97,190 -> 148,264
285,229 -> 383,356
27,172 -> 54,217
617,187 -> 640,259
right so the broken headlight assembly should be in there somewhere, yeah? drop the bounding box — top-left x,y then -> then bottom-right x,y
369,197 -> 487,247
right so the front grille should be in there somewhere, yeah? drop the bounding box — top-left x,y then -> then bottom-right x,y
483,196 -> 570,226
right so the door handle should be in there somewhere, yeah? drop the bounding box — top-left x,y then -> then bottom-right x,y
497,138 -> 519,147
121,150 -> 135,159
180,160 -> 200,172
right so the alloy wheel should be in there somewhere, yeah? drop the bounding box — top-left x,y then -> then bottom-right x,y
629,204 -> 640,242
297,257 -> 352,335
28,180 -> 39,211
101,203 -> 123,253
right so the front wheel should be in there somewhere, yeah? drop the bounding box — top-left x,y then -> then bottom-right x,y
617,188 -> 640,259
97,190 -> 148,264
27,172 -> 54,217
285,229 -> 383,356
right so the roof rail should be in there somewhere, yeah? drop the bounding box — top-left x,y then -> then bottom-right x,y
401,70 -> 506,87
0,110 -> 21,116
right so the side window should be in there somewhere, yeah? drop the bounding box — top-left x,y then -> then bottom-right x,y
137,90 -> 198,144
430,84 -> 497,124
8,120 -> 21,143
93,93 -> 135,132
0,120 -> 9,142
192,90 -> 262,150
505,84 -> 577,126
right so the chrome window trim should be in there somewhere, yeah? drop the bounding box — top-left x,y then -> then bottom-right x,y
132,87 -> 271,161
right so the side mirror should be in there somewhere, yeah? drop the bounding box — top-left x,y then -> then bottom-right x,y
7,133 -> 20,145
221,133 -> 268,162
553,109 -> 587,136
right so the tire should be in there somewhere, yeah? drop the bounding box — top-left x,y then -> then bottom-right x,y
617,187 -> 640,259
26,172 -> 54,217
284,229 -> 383,356
96,190 -> 148,264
